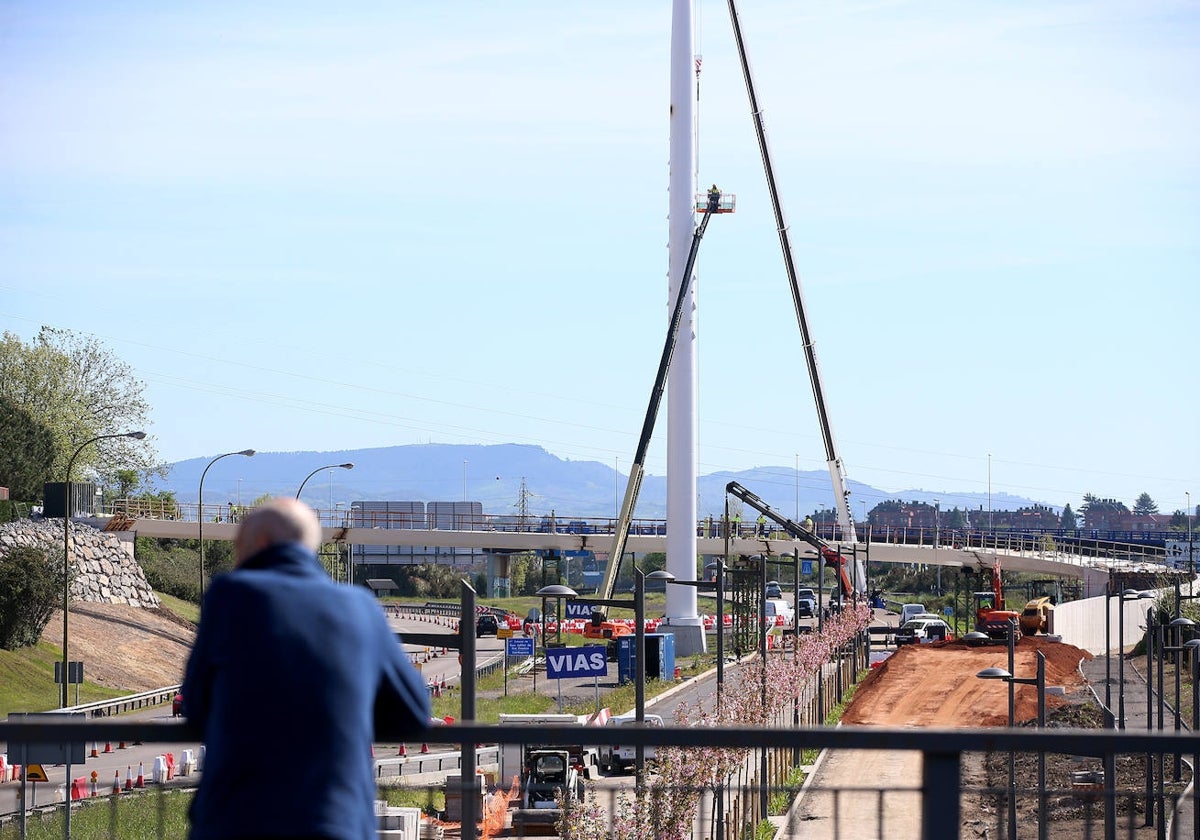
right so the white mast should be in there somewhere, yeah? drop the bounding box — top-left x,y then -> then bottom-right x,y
664,0 -> 705,655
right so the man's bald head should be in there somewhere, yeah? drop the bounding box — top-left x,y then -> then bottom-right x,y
234,497 -> 322,566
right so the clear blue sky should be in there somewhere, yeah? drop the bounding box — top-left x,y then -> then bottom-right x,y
2,1 -> 1196,514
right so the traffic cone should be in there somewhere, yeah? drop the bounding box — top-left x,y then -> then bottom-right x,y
398,743 -> 407,757
440,677 -> 447,690
420,743 -> 429,754
112,771 -> 121,796
90,771 -> 98,797
90,742 -> 99,758
103,741 -> 113,754
434,684 -> 441,698
118,740 -> 127,750
135,763 -> 145,788
124,766 -> 133,791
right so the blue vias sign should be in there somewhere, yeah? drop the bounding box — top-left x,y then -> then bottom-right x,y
545,645 -> 608,679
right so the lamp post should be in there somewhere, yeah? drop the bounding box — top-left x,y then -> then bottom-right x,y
977,649 -> 1047,840
199,449 -> 255,603
296,462 -> 354,502
1163,617 -> 1194,784
62,431 -> 146,708
534,584 -> 578,713
1184,638 -> 1200,840
634,567 -> 675,784
1118,589 -> 1153,729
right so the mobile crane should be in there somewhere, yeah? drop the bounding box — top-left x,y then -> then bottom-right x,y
724,481 -> 862,602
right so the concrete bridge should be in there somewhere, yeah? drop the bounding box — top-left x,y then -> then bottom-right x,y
98,502 -> 1172,600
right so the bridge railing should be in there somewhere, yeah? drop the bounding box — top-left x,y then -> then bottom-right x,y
0,719 -> 1195,839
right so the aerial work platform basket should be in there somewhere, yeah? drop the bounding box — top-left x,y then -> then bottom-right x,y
696,192 -> 736,213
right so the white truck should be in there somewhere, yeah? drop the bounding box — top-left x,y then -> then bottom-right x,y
596,713 -> 665,773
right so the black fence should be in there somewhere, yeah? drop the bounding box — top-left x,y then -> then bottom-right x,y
2,719 -> 1197,840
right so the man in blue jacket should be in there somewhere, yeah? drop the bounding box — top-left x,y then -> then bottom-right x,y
183,497 -> 430,839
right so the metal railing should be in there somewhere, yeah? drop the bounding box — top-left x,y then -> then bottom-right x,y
1,719 -> 1196,840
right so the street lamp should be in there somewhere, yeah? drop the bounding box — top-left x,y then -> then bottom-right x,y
1184,638 -> 1200,840
1118,589 -> 1154,728
534,584 -> 578,713
199,449 -> 255,603
635,568 -> 674,783
62,430 -> 146,708
977,649 -> 1048,840
1162,617 -> 1195,784
296,462 -> 354,501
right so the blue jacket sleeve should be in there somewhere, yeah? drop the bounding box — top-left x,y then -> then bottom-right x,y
372,605 -> 432,739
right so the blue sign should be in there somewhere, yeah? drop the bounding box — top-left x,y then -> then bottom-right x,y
564,601 -> 599,619
506,637 -> 535,657
801,560 -> 814,575
545,645 -> 608,679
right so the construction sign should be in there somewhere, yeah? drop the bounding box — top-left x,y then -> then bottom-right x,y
25,764 -> 49,782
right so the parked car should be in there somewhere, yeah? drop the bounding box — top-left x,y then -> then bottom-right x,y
765,580 -> 783,600
899,603 -> 927,625
895,618 -> 950,646
598,713 -> 665,773
476,613 -> 499,637
795,588 -> 817,618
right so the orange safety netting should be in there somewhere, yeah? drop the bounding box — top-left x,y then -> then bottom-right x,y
426,775 -> 522,840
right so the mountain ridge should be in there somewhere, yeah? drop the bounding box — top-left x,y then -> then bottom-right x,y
156,443 -> 1045,519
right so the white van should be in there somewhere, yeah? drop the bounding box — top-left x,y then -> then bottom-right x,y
899,603 -> 927,625
765,598 -> 794,627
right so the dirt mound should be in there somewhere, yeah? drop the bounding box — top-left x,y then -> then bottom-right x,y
41,602 -> 196,692
844,637 -> 1091,728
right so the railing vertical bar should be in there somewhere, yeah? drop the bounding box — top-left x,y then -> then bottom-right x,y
922,750 -> 960,840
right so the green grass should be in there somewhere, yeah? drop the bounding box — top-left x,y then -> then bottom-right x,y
378,784 -> 445,815
0,639 -> 126,717
154,592 -> 198,625
0,789 -> 193,840
823,670 -> 869,726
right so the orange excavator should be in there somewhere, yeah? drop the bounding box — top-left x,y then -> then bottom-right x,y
974,559 -> 1020,641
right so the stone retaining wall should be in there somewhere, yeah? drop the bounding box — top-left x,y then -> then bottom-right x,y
0,518 -> 160,608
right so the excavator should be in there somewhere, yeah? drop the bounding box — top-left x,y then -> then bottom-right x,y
972,559 -> 1021,641
724,481 -> 859,603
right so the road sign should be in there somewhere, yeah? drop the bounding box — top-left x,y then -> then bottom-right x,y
506,637 -> 534,657
25,765 -> 49,783
801,560 -> 814,575
564,601 -> 597,619
545,645 -> 608,679
53,661 -> 83,685
497,627 -> 513,639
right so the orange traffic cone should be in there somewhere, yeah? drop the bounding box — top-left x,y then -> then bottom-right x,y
118,740 -> 127,750
103,741 -> 113,754
111,771 -> 121,796
123,766 -> 133,791
440,677 -> 447,690
90,742 -> 99,758
420,743 -> 429,754
135,763 -> 145,788
398,743 -> 407,757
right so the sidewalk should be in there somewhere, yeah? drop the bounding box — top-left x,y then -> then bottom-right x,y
1080,651 -> 1195,838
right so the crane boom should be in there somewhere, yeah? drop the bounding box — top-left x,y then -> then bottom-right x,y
725,0 -> 858,541
725,481 -> 863,599
597,189 -> 726,603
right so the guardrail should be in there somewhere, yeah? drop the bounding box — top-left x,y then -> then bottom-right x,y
48,686 -> 180,718
0,719 -> 1195,840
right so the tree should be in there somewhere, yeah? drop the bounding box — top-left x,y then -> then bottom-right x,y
1133,493 -> 1159,515
0,543 -> 71,650
1060,504 -> 1077,530
0,328 -> 161,492
0,395 -> 56,500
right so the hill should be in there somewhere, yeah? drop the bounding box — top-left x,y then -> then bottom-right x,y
155,442 -> 1041,518
40,602 -> 195,693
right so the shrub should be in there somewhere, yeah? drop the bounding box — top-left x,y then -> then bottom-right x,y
0,543 -> 70,650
